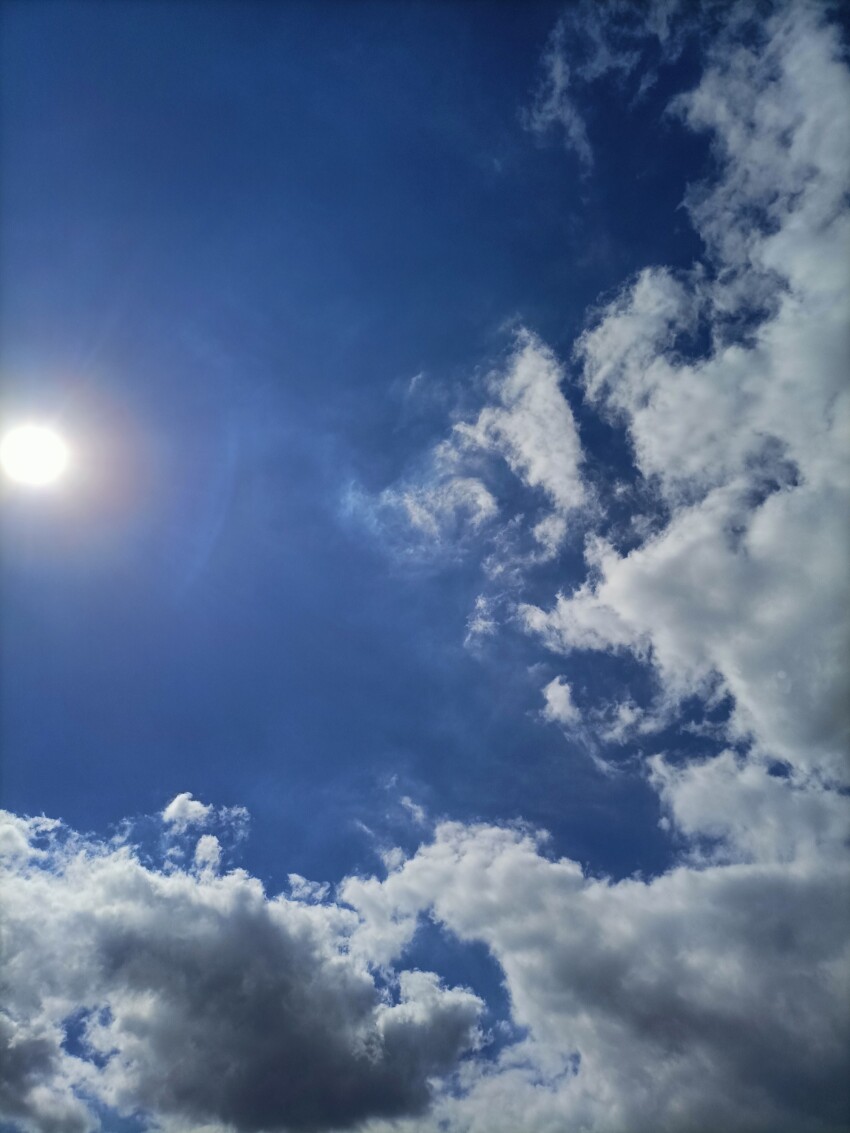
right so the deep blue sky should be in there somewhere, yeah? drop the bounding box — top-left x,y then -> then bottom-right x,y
0,0 -> 708,890
3,5 -> 849,1133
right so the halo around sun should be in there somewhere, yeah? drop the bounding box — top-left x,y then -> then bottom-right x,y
0,424 -> 70,486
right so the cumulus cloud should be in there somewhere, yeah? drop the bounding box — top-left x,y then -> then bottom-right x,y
351,818 -> 850,1133
160,791 -> 213,833
351,6 -> 850,1128
0,811 -> 482,1133
522,0 -> 850,782
540,676 -> 580,725
649,749 -> 850,865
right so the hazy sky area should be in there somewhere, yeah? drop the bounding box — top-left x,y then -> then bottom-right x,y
1,2 -> 848,1131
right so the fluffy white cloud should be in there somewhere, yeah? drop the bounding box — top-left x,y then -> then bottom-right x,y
649,750 -> 850,865
353,7 -> 850,1130
160,791 -> 213,833
523,0 -> 850,782
352,818 -> 850,1133
0,811 -> 482,1133
540,676 -> 579,725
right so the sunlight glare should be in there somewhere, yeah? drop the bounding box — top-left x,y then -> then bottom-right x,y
1,424 -> 70,486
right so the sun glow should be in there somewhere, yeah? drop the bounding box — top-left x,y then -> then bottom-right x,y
0,424 -> 70,486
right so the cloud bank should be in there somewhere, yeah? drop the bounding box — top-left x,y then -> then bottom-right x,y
0,807 -> 482,1133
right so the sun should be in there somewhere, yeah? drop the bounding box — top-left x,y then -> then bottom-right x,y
0,424 -> 70,486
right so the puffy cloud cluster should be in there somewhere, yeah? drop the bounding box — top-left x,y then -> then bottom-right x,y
353,3 -> 850,1130
160,790 -> 214,832
4,790 -> 848,1133
0,805 -> 482,1133
351,819 -> 850,1133
522,0 -> 850,789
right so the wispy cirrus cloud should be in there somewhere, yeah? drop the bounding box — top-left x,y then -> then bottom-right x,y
349,330 -> 587,568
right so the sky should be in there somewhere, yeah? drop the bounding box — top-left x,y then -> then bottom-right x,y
0,1 -> 848,1131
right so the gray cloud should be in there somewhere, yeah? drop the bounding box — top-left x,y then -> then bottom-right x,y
0,806 -> 482,1133
349,819 -> 850,1133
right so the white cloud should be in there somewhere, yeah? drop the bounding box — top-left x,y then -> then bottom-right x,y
354,10 -> 850,1128
401,796 -> 428,827
540,676 -> 579,725
523,0 -> 850,782
357,329 -> 586,570
193,833 -> 221,873
160,791 -> 213,834
0,810 -> 482,1133
454,330 -> 585,525
649,749 -> 850,865
352,818 -> 850,1133
288,873 -> 331,903
464,593 -> 499,646
386,476 -> 498,543
521,0 -> 702,168
522,16 -> 594,169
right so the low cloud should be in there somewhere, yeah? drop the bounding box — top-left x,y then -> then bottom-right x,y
350,8 -> 850,1129
0,811 -> 482,1133
161,791 -> 212,833
540,676 -> 580,725
522,0 -> 850,784
351,818 -> 850,1133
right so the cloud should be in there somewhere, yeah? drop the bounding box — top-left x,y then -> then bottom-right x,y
522,16 -> 594,169
540,676 -> 579,725
354,330 -> 586,568
381,476 -> 498,545
649,749 -> 850,865
522,0 -> 850,782
351,818 -> 850,1133
454,330 -> 585,526
160,791 -> 213,833
521,0 -> 705,168
400,797 -> 428,827
351,9 -> 850,1128
5,786 -> 849,1133
193,833 -> 222,872
0,811 -> 482,1133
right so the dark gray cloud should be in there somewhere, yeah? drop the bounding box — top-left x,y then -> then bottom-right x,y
0,810 -> 482,1133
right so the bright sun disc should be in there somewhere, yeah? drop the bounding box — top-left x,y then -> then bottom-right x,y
0,424 -> 70,486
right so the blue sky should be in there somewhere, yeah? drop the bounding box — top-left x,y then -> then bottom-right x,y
1,3 -> 849,1133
